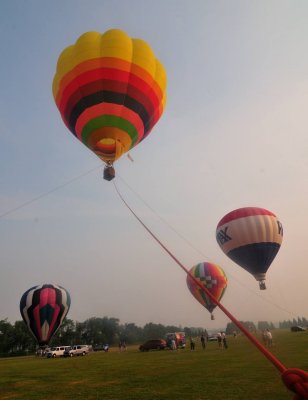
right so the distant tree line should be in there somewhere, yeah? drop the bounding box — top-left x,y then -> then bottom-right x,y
0,317 -> 206,357
223,316 -> 307,335
279,317 -> 308,329
1,315 -> 306,357
225,321 -> 258,335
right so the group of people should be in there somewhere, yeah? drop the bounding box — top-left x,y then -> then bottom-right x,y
189,333 -> 227,350
217,332 -> 228,349
189,334 -> 207,350
118,341 -> 127,352
189,332 -> 228,350
189,329 -> 273,351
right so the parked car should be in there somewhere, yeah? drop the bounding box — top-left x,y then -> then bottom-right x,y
47,346 -> 71,358
291,326 -> 306,332
208,335 -> 218,341
64,345 -> 89,357
93,344 -> 109,352
139,339 -> 167,352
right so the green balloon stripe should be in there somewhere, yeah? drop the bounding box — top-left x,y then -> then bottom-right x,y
81,115 -> 139,148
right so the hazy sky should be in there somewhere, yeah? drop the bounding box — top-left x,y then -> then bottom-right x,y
1,0 -> 308,331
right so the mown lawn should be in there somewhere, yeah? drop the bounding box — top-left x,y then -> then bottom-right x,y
0,330 -> 307,400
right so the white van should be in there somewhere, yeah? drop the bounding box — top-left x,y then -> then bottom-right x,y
64,345 -> 89,357
47,346 -> 71,358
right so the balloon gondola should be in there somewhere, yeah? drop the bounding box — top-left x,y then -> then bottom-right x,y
52,29 -> 167,181
103,162 -> 115,181
216,207 -> 283,289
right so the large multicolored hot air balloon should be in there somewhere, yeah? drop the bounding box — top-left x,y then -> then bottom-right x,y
20,284 -> 71,347
216,207 -> 283,289
186,262 -> 228,320
52,29 -> 167,180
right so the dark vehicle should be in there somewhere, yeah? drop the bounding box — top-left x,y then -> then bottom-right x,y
93,344 -> 109,352
139,339 -> 167,352
291,326 -> 306,332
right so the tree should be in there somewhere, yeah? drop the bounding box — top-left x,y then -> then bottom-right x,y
12,321 -> 36,353
184,327 -> 206,337
226,321 -> 256,335
143,323 -> 166,340
76,317 -> 120,345
258,321 -> 270,331
0,319 -> 14,354
52,319 -> 76,346
118,323 -> 143,344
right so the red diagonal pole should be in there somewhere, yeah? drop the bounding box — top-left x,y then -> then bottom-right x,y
113,181 -> 308,399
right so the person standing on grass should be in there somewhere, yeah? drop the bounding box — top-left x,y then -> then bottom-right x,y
265,329 -> 273,347
190,337 -> 195,350
200,334 -> 206,350
217,332 -> 222,349
221,332 -> 228,349
262,330 -> 268,346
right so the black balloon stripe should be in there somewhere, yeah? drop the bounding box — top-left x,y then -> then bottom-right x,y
228,243 -> 280,275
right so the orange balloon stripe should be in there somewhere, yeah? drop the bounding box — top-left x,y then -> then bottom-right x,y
55,57 -> 132,100
86,126 -> 132,153
75,103 -> 144,143
95,141 -> 116,153
130,63 -> 163,99
95,142 -> 117,160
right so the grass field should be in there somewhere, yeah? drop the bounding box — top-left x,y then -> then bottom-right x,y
0,330 -> 307,400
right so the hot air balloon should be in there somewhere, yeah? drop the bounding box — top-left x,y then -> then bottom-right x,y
216,207 -> 283,290
52,29 -> 167,181
20,284 -> 71,347
186,262 -> 228,320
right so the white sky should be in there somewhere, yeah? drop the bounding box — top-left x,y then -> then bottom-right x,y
0,0 -> 307,330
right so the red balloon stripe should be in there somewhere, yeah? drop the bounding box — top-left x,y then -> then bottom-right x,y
217,207 -> 277,227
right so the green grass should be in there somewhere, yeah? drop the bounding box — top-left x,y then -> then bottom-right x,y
0,330 -> 307,399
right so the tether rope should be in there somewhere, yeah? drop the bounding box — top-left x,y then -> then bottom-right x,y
0,165 -> 101,220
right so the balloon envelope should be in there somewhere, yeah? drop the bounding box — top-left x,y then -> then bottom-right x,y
216,207 -> 283,289
20,284 -> 71,346
52,29 -> 167,166
186,262 -> 228,318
